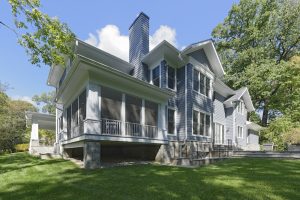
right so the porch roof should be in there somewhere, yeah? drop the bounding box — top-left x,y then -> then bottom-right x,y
25,111 -> 56,130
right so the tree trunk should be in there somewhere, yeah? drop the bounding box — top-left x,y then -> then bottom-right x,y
262,108 -> 269,127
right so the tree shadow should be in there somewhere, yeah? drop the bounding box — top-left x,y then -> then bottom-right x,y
0,155 -> 300,200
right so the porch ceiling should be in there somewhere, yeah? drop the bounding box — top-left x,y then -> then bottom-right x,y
25,111 -> 56,130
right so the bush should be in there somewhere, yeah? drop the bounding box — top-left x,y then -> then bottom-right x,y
15,143 -> 29,152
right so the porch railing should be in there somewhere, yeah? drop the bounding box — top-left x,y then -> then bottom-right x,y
125,122 -> 142,137
101,118 -> 122,136
66,118 -> 160,140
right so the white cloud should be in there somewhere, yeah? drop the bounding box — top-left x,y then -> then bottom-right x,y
85,25 -> 177,62
149,25 -> 177,50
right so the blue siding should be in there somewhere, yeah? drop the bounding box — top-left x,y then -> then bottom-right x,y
186,63 -> 193,137
129,12 -> 149,80
213,92 -> 226,125
189,49 -> 213,72
176,66 -> 186,140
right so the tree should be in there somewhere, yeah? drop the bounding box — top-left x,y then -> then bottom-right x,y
2,0 -> 75,67
32,91 -> 56,114
212,0 -> 300,126
0,99 -> 37,152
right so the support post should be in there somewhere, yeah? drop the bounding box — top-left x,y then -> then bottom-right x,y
29,120 -> 39,154
85,83 -> 101,134
141,99 -> 145,137
83,142 -> 101,169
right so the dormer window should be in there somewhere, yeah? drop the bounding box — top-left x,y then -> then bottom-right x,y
152,66 -> 160,87
193,69 -> 211,97
167,66 -> 175,90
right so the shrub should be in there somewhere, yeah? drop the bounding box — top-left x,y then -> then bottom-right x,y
15,143 -> 29,152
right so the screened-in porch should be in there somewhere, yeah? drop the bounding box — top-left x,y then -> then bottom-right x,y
59,84 -> 166,143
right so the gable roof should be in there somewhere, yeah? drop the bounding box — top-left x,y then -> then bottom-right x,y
224,87 -> 255,111
181,39 -> 225,77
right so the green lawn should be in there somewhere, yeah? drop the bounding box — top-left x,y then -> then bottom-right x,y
0,153 -> 299,200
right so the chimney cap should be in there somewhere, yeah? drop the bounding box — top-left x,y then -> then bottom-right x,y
129,12 -> 150,30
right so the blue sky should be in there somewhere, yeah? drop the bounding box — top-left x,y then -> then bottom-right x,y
0,0 -> 238,103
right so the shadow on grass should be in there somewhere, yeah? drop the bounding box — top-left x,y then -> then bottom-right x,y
0,154 -> 300,200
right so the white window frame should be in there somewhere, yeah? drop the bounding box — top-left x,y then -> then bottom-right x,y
193,68 -> 212,99
237,126 -> 243,138
192,109 -> 211,137
237,101 -> 244,114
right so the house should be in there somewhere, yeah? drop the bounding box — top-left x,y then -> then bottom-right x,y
47,12 -> 260,168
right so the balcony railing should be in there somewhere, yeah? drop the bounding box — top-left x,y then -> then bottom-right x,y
65,118 -> 160,140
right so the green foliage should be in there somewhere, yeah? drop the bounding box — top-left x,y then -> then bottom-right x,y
32,91 -> 55,114
15,143 -> 29,152
249,112 -> 261,125
39,129 -> 55,145
6,0 -> 75,67
283,128 -> 300,145
0,95 -> 37,152
212,0 -> 300,126
260,116 -> 299,150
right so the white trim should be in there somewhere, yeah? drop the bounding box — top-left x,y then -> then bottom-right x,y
214,122 -> 225,145
185,65 -> 187,140
191,109 -> 211,137
189,57 -> 214,79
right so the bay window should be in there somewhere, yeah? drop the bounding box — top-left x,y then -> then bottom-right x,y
167,66 -> 175,90
152,66 -> 160,87
193,68 -> 211,97
193,110 -> 211,136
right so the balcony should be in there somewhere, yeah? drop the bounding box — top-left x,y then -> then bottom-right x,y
63,118 -> 164,144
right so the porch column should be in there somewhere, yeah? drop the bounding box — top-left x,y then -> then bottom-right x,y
121,94 -> 126,136
85,83 -> 101,134
83,142 -> 101,169
160,102 -> 167,140
141,99 -> 145,137
29,119 -> 39,153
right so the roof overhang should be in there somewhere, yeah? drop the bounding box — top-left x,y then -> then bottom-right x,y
25,111 -> 56,130
56,55 -> 175,104
246,121 -> 263,132
181,39 -> 225,78
142,40 -> 185,67
47,64 -> 65,87
213,78 -> 235,97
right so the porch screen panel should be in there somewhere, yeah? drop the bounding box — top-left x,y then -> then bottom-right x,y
66,106 -> 71,137
205,115 -> 210,136
71,99 -> 78,127
126,95 -> 141,123
145,100 -> 158,126
101,87 -> 122,120
200,112 -> 205,135
79,89 -> 86,123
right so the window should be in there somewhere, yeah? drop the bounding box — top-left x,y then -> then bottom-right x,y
205,77 -> 210,96
167,109 -> 175,134
59,116 -> 63,131
237,101 -> 244,114
193,69 -> 199,92
126,95 -> 142,123
193,110 -> 211,136
152,66 -> 160,87
205,115 -> 210,136
193,68 -> 210,97
200,73 -> 205,94
167,66 -> 175,90
101,87 -> 122,120
193,110 -> 199,135
237,126 -> 243,138
214,123 -> 224,144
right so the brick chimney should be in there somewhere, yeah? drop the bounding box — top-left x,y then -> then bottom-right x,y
129,12 -> 149,80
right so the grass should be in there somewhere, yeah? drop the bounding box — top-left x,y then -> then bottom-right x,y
0,153 -> 300,200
